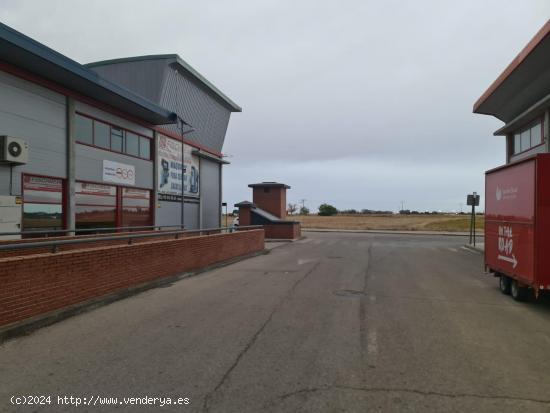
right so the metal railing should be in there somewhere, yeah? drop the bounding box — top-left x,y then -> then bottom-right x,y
0,225 -> 186,238
0,225 -> 263,253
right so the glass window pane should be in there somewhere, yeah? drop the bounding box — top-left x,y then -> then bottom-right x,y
111,128 -> 123,152
514,134 -> 521,154
75,114 -> 93,145
122,207 -> 151,227
139,137 -> 151,159
125,132 -> 139,157
521,130 -> 530,152
23,203 -> 63,230
122,188 -> 151,226
76,205 -> 116,230
76,193 -> 117,206
531,122 -> 542,146
94,121 -> 110,149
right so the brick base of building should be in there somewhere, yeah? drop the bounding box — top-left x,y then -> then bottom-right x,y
0,229 -> 265,329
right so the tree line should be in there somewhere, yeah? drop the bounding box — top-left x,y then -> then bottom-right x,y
287,203 -> 484,216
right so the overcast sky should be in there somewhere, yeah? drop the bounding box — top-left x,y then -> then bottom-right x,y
1,1 -> 549,212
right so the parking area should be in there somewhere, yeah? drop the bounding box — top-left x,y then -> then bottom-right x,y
2,232 -> 550,412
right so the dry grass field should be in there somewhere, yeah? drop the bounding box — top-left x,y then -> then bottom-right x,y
290,214 -> 484,232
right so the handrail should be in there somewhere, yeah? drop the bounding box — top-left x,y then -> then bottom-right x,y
0,225 -> 263,253
0,225 -> 186,237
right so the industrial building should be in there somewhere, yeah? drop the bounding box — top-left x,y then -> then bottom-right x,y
474,20 -> 550,163
0,23 -> 240,235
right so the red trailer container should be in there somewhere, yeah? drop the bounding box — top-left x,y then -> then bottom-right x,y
485,154 -> 550,301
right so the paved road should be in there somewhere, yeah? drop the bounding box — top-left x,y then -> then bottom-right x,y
2,232 -> 550,412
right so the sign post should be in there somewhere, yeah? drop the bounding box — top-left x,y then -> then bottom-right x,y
467,192 -> 480,246
222,202 -> 228,228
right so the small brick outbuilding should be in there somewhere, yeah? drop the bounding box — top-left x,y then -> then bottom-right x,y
235,182 -> 301,240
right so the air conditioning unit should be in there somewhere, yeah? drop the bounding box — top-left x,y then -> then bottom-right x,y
0,136 -> 29,164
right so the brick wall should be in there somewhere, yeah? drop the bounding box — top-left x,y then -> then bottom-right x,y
0,229 -> 264,328
252,187 -> 286,219
238,206 -> 252,226
264,222 -> 301,240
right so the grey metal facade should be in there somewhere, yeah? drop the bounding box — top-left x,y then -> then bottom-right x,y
0,70 -> 66,195
200,159 -> 221,228
87,55 -> 241,229
86,55 -> 240,153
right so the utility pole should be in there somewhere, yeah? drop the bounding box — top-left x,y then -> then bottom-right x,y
299,199 -> 306,209
401,201 -> 404,211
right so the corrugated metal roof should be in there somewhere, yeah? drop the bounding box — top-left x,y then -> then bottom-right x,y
0,22 -> 177,125
86,54 -> 242,112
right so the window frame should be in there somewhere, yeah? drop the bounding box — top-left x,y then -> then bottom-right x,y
75,179 -> 153,229
75,112 -> 153,161
512,117 -> 545,156
21,173 -> 66,232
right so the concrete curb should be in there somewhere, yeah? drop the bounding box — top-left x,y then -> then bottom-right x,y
463,244 -> 484,254
303,228 -> 485,237
0,248 -> 268,344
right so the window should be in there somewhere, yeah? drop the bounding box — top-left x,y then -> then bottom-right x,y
94,121 -> 110,149
22,175 -> 64,231
75,182 -> 117,230
520,129 -> 530,152
75,114 -> 93,145
514,133 -> 521,154
126,132 -> 140,157
513,120 -> 544,154
139,136 -> 150,159
531,122 -> 542,146
122,188 -> 151,227
74,113 -> 152,160
111,128 -> 124,152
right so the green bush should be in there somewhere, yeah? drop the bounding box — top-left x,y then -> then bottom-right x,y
318,204 -> 338,216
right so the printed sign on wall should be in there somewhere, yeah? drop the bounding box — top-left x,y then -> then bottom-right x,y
157,135 -> 200,201
157,135 -> 184,201
184,145 -> 200,198
102,160 -> 135,186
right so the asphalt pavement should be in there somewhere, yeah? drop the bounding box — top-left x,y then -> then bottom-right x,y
1,232 -> 550,412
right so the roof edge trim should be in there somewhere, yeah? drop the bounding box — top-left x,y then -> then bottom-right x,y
473,19 -> 550,114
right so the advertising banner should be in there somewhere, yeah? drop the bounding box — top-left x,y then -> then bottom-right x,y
184,145 -> 200,198
102,160 -> 135,186
157,135 -> 184,201
157,135 -> 200,201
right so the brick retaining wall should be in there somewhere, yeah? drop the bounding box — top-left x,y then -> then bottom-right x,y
0,229 -> 264,328
263,223 -> 301,240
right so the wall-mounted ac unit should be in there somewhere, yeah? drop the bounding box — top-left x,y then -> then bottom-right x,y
0,136 -> 29,164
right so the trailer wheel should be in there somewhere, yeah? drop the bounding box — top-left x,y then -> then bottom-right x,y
499,275 -> 511,295
510,280 -> 528,302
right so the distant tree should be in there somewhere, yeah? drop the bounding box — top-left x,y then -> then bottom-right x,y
399,209 -> 411,215
341,209 -> 358,214
287,203 -> 298,215
318,203 -> 338,216
299,206 -> 310,215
